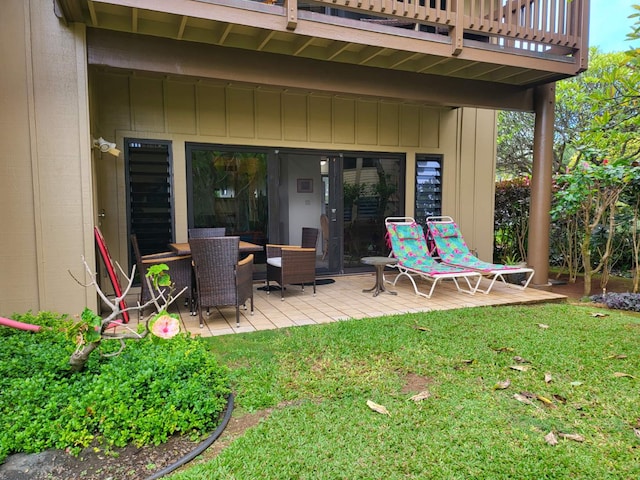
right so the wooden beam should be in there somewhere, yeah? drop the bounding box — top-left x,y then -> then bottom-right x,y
87,28 -> 537,111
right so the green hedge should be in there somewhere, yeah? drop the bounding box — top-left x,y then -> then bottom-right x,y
0,311 -> 231,462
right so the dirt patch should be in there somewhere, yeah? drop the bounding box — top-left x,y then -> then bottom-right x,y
400,373 -> 433,394
549,272 -> 635,300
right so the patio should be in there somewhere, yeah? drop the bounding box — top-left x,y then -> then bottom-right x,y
125,272 -> 567,337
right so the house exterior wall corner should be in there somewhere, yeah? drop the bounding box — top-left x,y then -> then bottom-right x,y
0,0 -> 96,317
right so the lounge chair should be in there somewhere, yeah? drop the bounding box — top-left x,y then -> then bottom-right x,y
385,217 -> 482,298
425,216 -> 534,294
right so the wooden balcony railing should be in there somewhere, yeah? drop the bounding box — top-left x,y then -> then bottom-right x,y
285,0 -> 587,61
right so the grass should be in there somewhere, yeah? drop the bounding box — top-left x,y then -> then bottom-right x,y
170,303 -> 640,479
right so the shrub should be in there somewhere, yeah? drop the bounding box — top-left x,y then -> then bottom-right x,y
0,312 -> 230,462
494,177 -> 530,263
589,292 -> 640,312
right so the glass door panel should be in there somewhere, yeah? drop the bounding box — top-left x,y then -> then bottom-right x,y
342,155 -> 404,270
187,146 -> 268,266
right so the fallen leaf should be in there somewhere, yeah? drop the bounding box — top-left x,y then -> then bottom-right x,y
513,356 -> 531,364
413,325 -> 431,332
558,432 -> 585,442
590,312 -> 608,318
634,429 -> 640,439
606,354 -> 628,360
544,372 -> 553,383
510,365 -> 530,372
454,359 -> 476,370
491,346 -> 514,352
366,399 -> 390,415
544,431 -> 558,445
537,323 -> 549,329
552,394 -> 567,404
409,390 -> 432,402
570,381 -> 583,386
614,372 -> 635,379
513,393 -> 538,407
536,394 -> 556,408
493,379 -> 511,390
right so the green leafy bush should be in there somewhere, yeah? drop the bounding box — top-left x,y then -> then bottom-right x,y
494,177 -> 531,263
0,312 -> 230,462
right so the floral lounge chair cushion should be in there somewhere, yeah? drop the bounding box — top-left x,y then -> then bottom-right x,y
427,221 -> 513,272
387,221 -> 470,276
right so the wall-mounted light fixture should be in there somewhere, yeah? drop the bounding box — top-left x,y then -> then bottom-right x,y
92,137 -> 121,156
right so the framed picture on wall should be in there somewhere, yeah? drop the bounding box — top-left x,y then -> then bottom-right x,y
297,178 -> 313,193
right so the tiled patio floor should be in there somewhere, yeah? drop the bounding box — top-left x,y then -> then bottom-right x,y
125,272 -> 567,337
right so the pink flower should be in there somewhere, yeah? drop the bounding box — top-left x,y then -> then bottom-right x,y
603,158 -> 609,165
151,314 -> 180,339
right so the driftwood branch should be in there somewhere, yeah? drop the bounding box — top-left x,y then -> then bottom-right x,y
67,257 -> 186,372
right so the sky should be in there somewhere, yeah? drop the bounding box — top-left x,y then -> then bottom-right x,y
589,0 -> 636,52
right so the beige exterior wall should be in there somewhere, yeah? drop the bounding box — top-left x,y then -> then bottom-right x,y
0,0 -> 496,317
91,70 -> 497,272
1,0 -> 94,317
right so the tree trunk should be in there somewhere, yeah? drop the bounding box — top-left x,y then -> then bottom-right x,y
582,233 -> 592,297
69,341 -> 101,372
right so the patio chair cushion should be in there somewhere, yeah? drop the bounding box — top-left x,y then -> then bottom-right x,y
267,256 -> 282,268
395,224 -> 423,240
431,222 -> 458,238
388,222 -> 450,274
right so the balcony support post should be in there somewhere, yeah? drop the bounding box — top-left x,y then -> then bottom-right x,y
286,0 -> 298,30
527,82 -> 555,288
451,0 -> 463,56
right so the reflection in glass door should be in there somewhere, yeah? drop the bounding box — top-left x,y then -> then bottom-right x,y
186,145 -> 268,266
342,154 -> 404,270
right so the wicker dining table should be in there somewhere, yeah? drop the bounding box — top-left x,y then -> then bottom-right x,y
169,240 -> 263,256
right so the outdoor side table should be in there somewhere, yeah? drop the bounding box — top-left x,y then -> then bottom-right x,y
361,256 -> 398,297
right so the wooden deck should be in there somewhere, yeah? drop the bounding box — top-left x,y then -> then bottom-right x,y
125,272 -> 567,337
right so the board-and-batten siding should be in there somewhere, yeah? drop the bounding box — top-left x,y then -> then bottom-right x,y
91,70 -> 496,274
94,72 -> 440,148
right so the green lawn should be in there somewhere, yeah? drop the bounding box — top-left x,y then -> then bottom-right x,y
171,303 -> 640,479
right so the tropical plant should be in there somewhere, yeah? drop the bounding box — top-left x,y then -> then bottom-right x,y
494,177 -> 530,263
66,258 -> 185,371
551,161 -> 640,296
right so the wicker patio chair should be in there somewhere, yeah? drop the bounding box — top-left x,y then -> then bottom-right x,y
189,236 -> 254,327
320,214 -> 329,260
266,227 -> 318,300
188,227 -> 226,238
301,227 -> 319,248
130,234 -> 193,314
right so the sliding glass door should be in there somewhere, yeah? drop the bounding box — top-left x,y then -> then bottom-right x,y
186,144 -> 404,275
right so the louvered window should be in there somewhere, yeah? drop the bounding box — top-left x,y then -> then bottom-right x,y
415,155 -> 442,224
